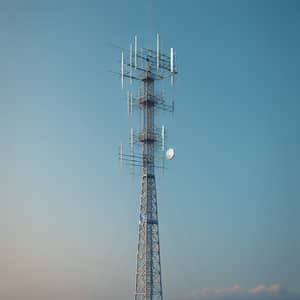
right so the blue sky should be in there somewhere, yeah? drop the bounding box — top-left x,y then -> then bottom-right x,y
1,1 -> 300,300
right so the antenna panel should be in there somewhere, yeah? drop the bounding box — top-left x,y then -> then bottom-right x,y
157,33 -> 160,70
121,51 -> 124,88
119,143 -> 123,161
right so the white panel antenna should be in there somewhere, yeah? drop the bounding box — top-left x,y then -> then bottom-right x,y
157,33 -> 160,71
119,143 -> 123,162
121,51 -> 124,89
170,48 -> 174,72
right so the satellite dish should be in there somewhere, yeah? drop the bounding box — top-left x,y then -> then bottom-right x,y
166,148 -> 175,160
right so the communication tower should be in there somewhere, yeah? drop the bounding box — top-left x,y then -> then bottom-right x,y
118,34 -> 177,300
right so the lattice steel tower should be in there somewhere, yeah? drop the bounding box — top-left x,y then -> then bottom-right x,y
118,34 -> 177,300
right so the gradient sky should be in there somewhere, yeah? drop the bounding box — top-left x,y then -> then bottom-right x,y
1,1 -> 300,300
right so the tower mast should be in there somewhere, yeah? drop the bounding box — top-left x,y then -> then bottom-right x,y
118,34 -> 177,300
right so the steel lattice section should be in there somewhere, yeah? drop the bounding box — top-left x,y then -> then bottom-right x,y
135,175 -> 163,300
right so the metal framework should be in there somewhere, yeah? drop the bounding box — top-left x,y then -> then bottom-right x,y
118,34 -> 177,300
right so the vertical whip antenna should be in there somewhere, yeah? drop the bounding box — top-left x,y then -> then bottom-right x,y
135,35 -> 138,69
130,43 -> 133,84
171,47 -> 174,86
130,92 -> 133,114
130,127 -> 134,175
130,128 -> 134,149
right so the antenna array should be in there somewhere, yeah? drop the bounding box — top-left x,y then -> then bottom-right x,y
119,34 -> 177,170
